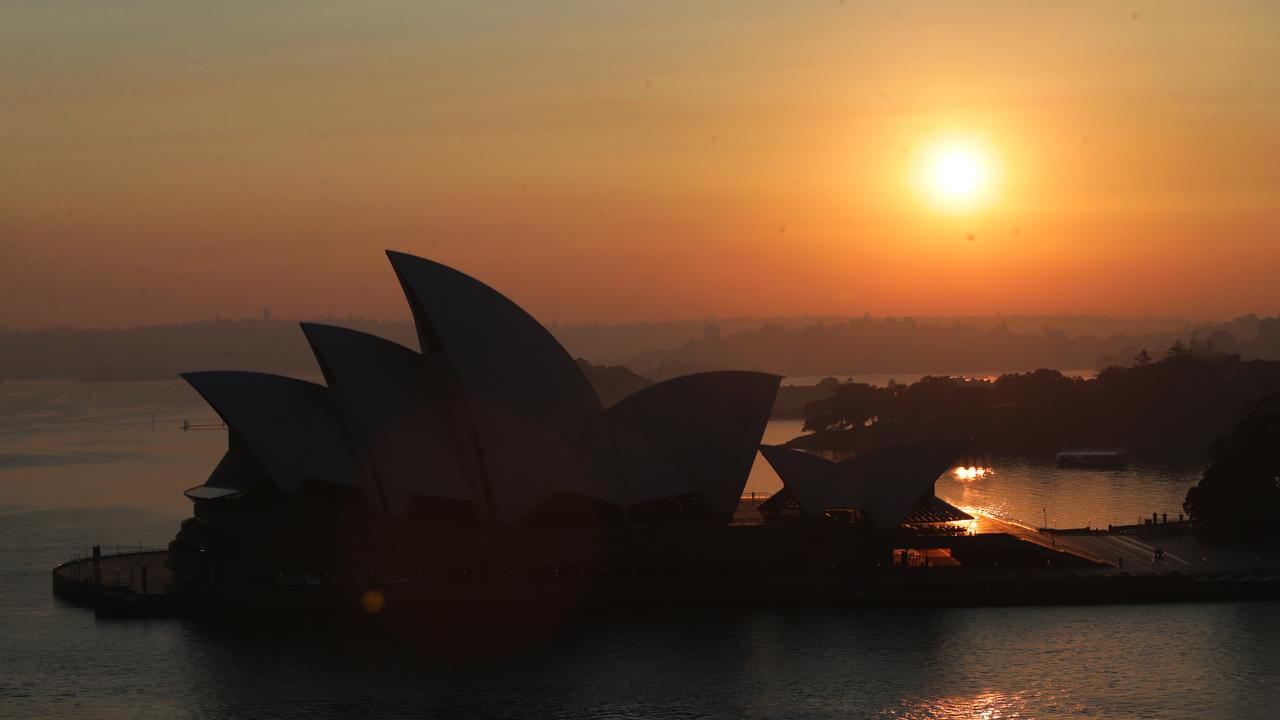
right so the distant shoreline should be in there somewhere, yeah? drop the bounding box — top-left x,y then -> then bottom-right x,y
5,313 -> 1277,386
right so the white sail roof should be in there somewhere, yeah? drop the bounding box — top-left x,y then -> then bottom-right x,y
386,251 -> 618,524
608,371 -> 780,522
182,371 -> 362,495
756,444 -> 838,518
301,323 -> 481,518
759,440 -> 971,531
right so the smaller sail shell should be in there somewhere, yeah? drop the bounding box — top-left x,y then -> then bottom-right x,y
608,371 -> 781,522
302,323 -> 481,519
182,371 -> 361,495
759,440 -> 971,531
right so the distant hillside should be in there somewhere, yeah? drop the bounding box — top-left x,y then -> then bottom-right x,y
575,358 -> 652,406
0,319 -> 416,383
791,347 -> 1280,460
1,314 -> 1276,385
624,315 -> 1280,381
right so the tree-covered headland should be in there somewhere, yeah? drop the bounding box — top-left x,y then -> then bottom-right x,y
1183,391 -> 1280,541
797,343 -> 1280,460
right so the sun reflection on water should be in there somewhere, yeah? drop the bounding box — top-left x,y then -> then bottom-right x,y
952,465 -> 992,481
887,690 -> 1049,719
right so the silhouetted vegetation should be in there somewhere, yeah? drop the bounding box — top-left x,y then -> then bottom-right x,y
770,383 -> 836,419
575,358 -> 652,406
1183,391 -> 1280,542
796,345 -> 1280,459
629,314 -> 1280,380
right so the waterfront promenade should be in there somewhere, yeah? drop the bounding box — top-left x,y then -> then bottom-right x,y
973,511 -> 1280,575
53,509 -> 1280,618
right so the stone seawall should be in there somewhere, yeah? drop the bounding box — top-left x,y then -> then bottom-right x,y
53,547 -> 1280,618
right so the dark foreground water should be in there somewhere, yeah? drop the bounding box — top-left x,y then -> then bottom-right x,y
3,380 -> 1279,719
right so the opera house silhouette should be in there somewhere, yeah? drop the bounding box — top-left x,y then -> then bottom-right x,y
160,251 -> 1069,610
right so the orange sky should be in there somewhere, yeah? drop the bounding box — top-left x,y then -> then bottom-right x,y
3,2 -> 1279,328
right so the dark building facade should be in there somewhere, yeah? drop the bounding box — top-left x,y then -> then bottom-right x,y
165,252 -> 1049,610
168,252 -> 781,597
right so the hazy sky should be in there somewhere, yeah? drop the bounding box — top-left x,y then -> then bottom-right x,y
4,1 -> 1279,328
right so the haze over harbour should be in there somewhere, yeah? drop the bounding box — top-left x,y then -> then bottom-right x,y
4,311 -> 1279,384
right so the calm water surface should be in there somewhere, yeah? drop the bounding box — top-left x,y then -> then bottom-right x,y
748,420 -> 1197,530
2,379 -> 1277,719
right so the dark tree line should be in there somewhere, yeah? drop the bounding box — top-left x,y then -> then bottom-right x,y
797,344 -> 1280,459
575,358 -> 652,406
1183,391 -> 1280,541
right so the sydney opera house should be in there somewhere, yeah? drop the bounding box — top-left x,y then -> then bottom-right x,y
163,251 -> 1080,609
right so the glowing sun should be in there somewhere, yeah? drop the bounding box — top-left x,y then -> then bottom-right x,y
916,138 -> 996,213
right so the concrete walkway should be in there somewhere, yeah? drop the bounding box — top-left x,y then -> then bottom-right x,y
970,511 -> 1177,570
971,510 -> 1280,575
54,550 -> 173,595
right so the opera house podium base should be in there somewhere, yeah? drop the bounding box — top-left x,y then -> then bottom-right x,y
53,528 -> 1280,619
52,253 -> 1280,620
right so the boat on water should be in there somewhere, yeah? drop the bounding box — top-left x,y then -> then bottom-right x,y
1056,448 -> 1128,469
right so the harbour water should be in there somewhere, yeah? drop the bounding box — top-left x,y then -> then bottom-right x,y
747,420 -> 1198,530
2,379 -> 1277,719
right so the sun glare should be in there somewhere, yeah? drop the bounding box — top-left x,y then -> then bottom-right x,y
953,466 -> 990,481
916,137 -> 996,213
